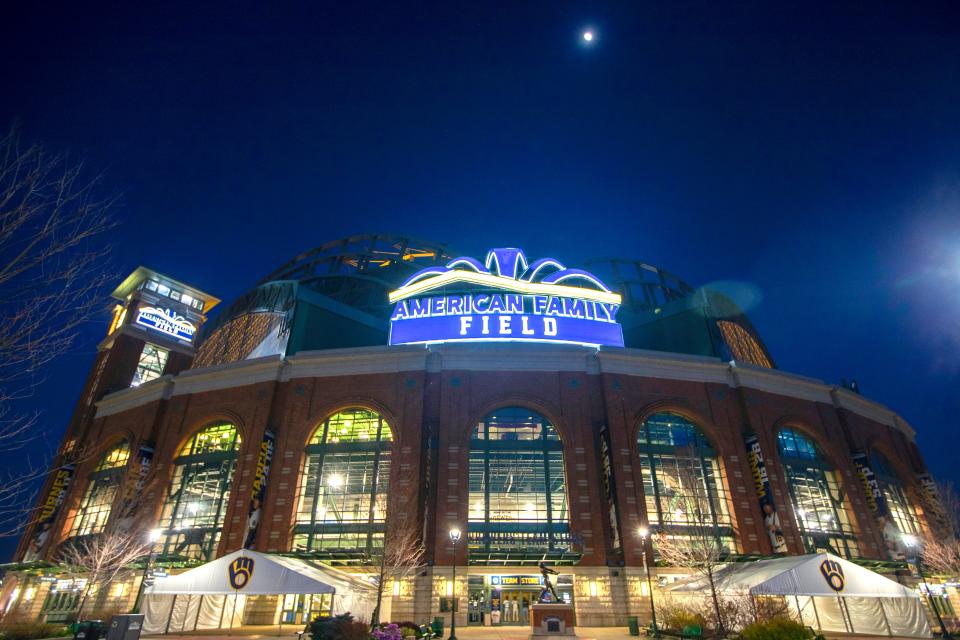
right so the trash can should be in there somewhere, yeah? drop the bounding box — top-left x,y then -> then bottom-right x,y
74,620 -> 105,640
627,615 -> 640,636
106,614 -> 145,640
431,616 -> 443,637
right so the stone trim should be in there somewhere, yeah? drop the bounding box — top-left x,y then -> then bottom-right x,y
94,344 -> 916,439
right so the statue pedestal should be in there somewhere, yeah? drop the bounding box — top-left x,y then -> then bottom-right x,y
530,603 -> 576,638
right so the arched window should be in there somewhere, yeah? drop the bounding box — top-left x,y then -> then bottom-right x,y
157,423 -> 241,560
777,427 -> 859,557
294,408 -> 392,556
637,413 -> 734,551
468,408 -> 570,562
68,441 -> 131,537
870,450 -> 923,537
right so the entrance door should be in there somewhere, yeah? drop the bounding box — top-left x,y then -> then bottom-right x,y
280,594 -> 333,625
467,581 -> 485,626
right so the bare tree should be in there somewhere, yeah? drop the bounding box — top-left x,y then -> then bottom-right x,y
653,451 -> 729,636
58,528 -> 152,619
0,124 -> 116,535
55,469 -> 159,619
922,481 -> 960,577
367,497 -> 426,628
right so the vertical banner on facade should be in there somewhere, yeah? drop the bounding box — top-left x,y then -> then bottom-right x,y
744,433 -> 787,553
117,444 -> 155,533
851,450 -> 887,516
597,425 -> 622,551
917,473 -> 948,533
244,430 -> 275,549
24,464 -> 75,560
852,449 -> 903,559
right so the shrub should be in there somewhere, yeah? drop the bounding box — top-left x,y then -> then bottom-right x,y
308,613 -> 369,640
667,609 -> 706,632
341,621 -> 372,640
0,622 -> 71,640
393,622 -> 419,638
739,617 -> 812,640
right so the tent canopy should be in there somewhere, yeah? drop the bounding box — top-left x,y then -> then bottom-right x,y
146,549 -> 376,597
667,553 -> 917,598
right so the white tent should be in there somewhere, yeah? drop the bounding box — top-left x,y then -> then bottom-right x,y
666,553 -> 931,638
142,550 -> 377,635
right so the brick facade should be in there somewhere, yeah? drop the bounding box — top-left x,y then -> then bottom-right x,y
6,342 -> 939,627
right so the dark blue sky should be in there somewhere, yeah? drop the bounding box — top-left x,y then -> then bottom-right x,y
2,2 -> 959,560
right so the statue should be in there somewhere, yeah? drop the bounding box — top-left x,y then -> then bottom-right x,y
538,562 -> 560,602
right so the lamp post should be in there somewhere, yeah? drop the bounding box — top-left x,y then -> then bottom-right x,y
638,526 -> 659,638
132,528 -> 163,613
448,527 -> 461,640
903,535 -> 953,639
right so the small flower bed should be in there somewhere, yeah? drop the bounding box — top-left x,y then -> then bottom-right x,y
372,623 -> 402,640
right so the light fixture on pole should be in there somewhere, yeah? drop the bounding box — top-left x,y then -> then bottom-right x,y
638,526 -> 659,638
903,534 -> 952,639
132,528 -> 164,613
449,527 -> 462,640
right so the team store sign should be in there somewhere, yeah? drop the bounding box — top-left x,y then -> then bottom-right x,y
388,248 -> 624,348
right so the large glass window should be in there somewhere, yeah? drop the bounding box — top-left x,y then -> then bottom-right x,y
157,423 -> 240,560
637,413 -> 735,552
68,442 -> 131,537
871,451 -> 923,538
468,408 -> 570,562
131,343 -> 169,387
777,427 -> 859,558
294,409 -> 392,556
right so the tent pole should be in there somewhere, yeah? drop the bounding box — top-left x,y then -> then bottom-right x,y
165,594 -> 177,634
279,595 -> 283,637
839,596 -> 854,634
793,595 -> 804,626
811,597 -> 823,631
228,593 -> 237,635
878,598 -> 893,637
218,594 -> 228,628
193,595 -> 204,631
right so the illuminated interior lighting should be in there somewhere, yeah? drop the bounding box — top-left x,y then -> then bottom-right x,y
388,270 -> 622,305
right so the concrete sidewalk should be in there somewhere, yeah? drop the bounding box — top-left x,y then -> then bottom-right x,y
143,626 -> 634,640
143,626 -> 930,640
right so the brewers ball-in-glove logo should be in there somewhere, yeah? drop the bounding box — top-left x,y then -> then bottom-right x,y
819,558 -> 845,592
228,556 -> 255,589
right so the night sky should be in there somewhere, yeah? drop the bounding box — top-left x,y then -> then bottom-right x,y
2,2 -> 959,561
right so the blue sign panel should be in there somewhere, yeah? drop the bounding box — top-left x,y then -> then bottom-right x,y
388,248 -> 624,348
135,306 -> 197,342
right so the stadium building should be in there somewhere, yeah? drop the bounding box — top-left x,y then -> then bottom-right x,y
0,235 -> 951,630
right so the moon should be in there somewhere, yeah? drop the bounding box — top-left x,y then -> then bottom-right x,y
583,31 -> 594,42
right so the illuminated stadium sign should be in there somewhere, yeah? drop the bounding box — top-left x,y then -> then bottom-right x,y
135,306 -> 197,342
388,248 -> 624,347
